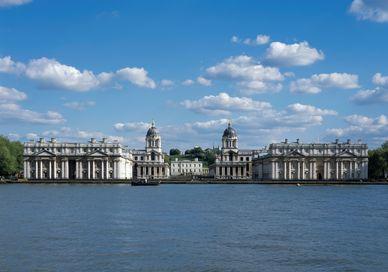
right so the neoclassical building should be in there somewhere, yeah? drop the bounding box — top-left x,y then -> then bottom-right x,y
209,122 -> 256,179
132,122 -> 170,180
170,158 -> 206,176
23,137 -> 133,180
252,139 -> 368,181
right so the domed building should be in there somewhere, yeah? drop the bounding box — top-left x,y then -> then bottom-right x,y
132,121 -> 170,180
210,122 -> 256,180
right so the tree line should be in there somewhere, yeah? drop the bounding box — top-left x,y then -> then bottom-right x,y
0,136 -> 23,178
368,141 -> 388,180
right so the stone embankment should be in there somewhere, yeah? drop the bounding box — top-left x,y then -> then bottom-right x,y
2,179 -> 388,185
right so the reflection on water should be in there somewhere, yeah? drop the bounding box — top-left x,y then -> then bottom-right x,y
0,184 -> 387,271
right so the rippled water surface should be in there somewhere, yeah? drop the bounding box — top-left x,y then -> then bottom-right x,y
1,184 -> 388,271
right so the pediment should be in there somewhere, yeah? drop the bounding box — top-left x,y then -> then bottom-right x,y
287,150 -> 304,157
33,149 -> 56,157
85,149 -> 109,157
336,150 -> 357,157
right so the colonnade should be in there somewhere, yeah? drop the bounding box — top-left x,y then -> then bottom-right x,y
136,164 -> 166,179
23,158 -> 122,180
215,164 -> 250,179
268,159 -> 368,180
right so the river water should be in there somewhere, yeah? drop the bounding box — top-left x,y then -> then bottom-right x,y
0,184 -> 387,271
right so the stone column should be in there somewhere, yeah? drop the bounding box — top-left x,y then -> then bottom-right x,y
288,161 -> 292,180
24,161 -> 28,179
61,161 -> 64,179
39,160 -> 43,179
323,161 -> 327,180
53,160 -> 57,179
301,161 -> 305,180
297,161 -> 301,180
116,160 -> 121,179
101,160 -> 105,179
65,160 -> 69,179
312,161 -> 316,180
113,161 -> 117,179
80,161 -> 83,179
350,161 -> 353,180
24,160 -> 30,179
283,161 -> 287,180
35,161 -> 38,179
106,160 -> 109,179
340,161 -> 344,180
271,161 -> 275,180
87,161 -> 90,179
92,160 -> 95,179
309,161 -> 314,180
336,161 -> 339,180
49,160 -> 52,179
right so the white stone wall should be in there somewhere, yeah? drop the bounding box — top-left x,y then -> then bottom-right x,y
253,140 -> 368,181
170,159 -> 204,176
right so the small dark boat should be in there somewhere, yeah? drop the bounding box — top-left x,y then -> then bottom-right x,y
131,178 -> 160,186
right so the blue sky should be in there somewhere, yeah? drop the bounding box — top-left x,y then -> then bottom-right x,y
0,0 -> 387,150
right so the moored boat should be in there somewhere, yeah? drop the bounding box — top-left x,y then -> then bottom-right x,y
131,178 -> 160,186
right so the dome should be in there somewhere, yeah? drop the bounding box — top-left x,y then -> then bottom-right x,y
146,121 -> 159,137
222,122 -> 237,138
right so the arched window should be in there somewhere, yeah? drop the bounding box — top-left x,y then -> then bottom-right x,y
151,152 -> 156,161
229,152 -> 233,162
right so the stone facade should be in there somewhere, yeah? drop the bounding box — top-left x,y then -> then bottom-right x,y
252,139 -> 368,181
209,123 -> 256,179
170,158 -> 205,176
132,122 -> 170,180
23,137 -> 132,180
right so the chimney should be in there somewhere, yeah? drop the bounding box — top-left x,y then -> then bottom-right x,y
335,139 -> 339,144
102,137 -> 107,143
285,138 -> 288,144
90,138 -> 96,143
39,138 -> 45,143
296,138 -> 300,144
51,138 -> 56,143
347,139 -> 351,144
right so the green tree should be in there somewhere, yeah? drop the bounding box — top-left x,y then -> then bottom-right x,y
368,141 -> 388,179
0,136 -> 23,177
169,148 -> 181,156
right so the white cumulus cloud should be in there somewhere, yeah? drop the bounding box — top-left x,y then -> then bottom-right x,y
116,67 -> 156,89
349,0 -> 388,23
181,92 -> 272,115
231,34 -> 270,46
290,73 -> 359,94
0,0 -> 31,7
0,103 -> 65,124
287,103 -> 337,116
24,57 -> 112,91
351,88 -> 388,104
0,56 -> 157,91
63,101 -> 96,111
196,76 -> 212,86
0,86 -> 27,102
206,55 -> 284,94
265,41 -> 324,66
113,121 -> 151,132
327,114 -> 388,143
372,73 -> 388,86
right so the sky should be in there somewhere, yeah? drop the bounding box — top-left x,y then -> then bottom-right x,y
0,0 -> 387,150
